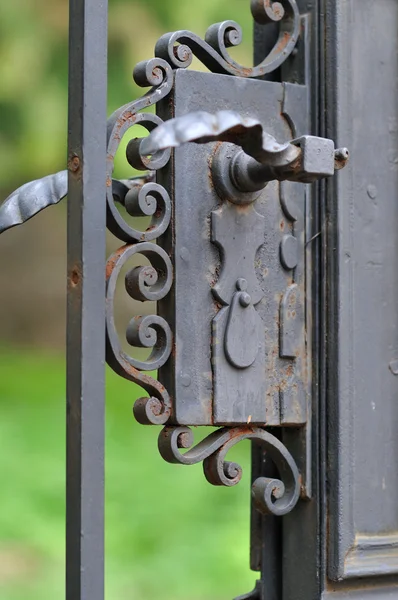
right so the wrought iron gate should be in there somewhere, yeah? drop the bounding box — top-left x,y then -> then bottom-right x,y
1,0 -> 398,599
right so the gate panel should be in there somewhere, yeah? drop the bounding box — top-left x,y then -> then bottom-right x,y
324,0 -> 398,589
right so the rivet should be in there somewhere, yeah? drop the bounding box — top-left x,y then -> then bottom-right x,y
180,373 -> 191,387
239,292 -> 251,308
236,278 -> 248,291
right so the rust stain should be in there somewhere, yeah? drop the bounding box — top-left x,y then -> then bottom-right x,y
208,141 -> 223,192
237,65 -> 252,78
105,245 -> 129,280
68,155 -> 81,179
117,111 -> 136,127
177,432 -> 192,449
69,264 -> 82,287
275,31 -> 291,54
68,155 -> 80,172
235,203 -> 254,214
285,364 -> 294,378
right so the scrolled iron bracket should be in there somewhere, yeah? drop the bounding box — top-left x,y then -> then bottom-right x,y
159,426 -> 300,516
155,0 -> 300,78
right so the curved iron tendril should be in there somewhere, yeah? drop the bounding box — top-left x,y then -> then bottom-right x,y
104,58 -> 176,425
106,58 -> 174,243
155,0 -> 300,79
106,242 -> 173,425
0,58 -> 173,237
0,171 -> 68,235
158,426 -> 300,516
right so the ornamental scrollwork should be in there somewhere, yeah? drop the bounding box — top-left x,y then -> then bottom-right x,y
158,426 -> 300,516
104,57 -> 175,426
155,0 -> 300,78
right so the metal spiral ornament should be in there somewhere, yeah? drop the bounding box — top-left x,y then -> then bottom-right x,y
106,58 -> 173,243
106,243 -> 173,425
107,180 -> 171,243
158,426 -> 300,515
155,0 -> 299,78
104,55 -> 176,425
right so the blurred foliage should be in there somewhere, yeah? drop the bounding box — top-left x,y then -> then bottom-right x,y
0,0 -> 252,194
0,350 -> 254,599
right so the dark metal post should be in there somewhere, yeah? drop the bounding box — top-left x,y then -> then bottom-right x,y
66,1 -> 108,599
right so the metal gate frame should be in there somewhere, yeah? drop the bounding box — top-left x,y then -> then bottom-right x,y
66,1 -> 107,597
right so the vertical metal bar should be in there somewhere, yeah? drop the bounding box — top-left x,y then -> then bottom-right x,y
250,441 -> 282,600
250,22 -> 282,600
66,1 -> 108,599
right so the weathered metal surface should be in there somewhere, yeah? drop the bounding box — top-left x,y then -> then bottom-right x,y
0,171 -> 156,235
154,67 -> 330,446
248,12 -> 320,600
65,1 -> 108,600
105,242 -> 173,426
0,171 -> 67,234
142,109 -> 348,189
0,1 -> 314,521
324,0 -> 398,590
103,60 -> 175,427
211,202 -> 266,422
155,0 -> 300,79
141,110 -> 301,168
158,426 -> 300,515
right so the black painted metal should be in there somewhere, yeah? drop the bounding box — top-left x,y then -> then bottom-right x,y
2,1 -> 398,599
323,0 -> 398,594
65,2 -> 108,600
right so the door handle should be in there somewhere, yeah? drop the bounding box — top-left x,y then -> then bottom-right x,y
139,109 -> 349,203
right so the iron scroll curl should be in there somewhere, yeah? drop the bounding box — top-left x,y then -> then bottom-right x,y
159,426 -> 301,516
105,243 -> 173,426
104,57 -> 176,426
155,0 -> 300,78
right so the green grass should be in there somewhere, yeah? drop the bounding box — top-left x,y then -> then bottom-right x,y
0,348 -> 255,599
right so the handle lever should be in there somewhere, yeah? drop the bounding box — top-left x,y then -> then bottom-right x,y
140,110 -> 349,192
0,172 -> 154,235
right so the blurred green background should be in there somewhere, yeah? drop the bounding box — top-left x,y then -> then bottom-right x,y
0,1 -> 257,599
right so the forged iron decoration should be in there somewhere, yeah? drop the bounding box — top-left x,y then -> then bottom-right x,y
0,0 -> 348,519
